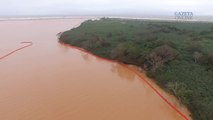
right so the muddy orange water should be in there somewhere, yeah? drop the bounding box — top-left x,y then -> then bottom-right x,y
0,18 -> 191,120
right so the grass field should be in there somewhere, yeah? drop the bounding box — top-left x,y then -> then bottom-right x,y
59,18 -> 213,120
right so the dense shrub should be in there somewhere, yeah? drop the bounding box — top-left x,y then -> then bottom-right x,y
59,18 -> 213,120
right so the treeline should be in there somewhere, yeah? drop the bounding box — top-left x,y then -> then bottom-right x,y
59,18 -> 213,120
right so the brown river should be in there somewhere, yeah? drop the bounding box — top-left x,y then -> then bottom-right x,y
0,18 -> 191,120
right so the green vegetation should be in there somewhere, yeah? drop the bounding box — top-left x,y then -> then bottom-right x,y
59,18 -> 213,120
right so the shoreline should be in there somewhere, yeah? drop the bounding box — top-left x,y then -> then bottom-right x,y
0,16 -> 101,21
0,18 -> 192,120
59,41 -> 191,120
109,16 -> 213,23
0,16 -> 213,23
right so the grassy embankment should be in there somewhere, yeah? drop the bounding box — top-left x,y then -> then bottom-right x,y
59,18 -> 213,120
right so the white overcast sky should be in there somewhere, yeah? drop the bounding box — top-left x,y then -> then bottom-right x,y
0,0 -> 212,16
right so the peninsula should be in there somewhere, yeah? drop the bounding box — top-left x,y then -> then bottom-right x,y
59,18 -> 213,120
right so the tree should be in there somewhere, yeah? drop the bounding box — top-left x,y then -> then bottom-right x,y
193,52 -> 203,63
198,52 -> 213,70
166,82 -> 192,104
187,41 -> 202,53
110,43 -> 128,59
106,32 -> 112,38
143,45 -> 178,71
110,42 -> 141,64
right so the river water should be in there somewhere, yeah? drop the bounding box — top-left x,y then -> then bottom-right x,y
0,18 -> 191,120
